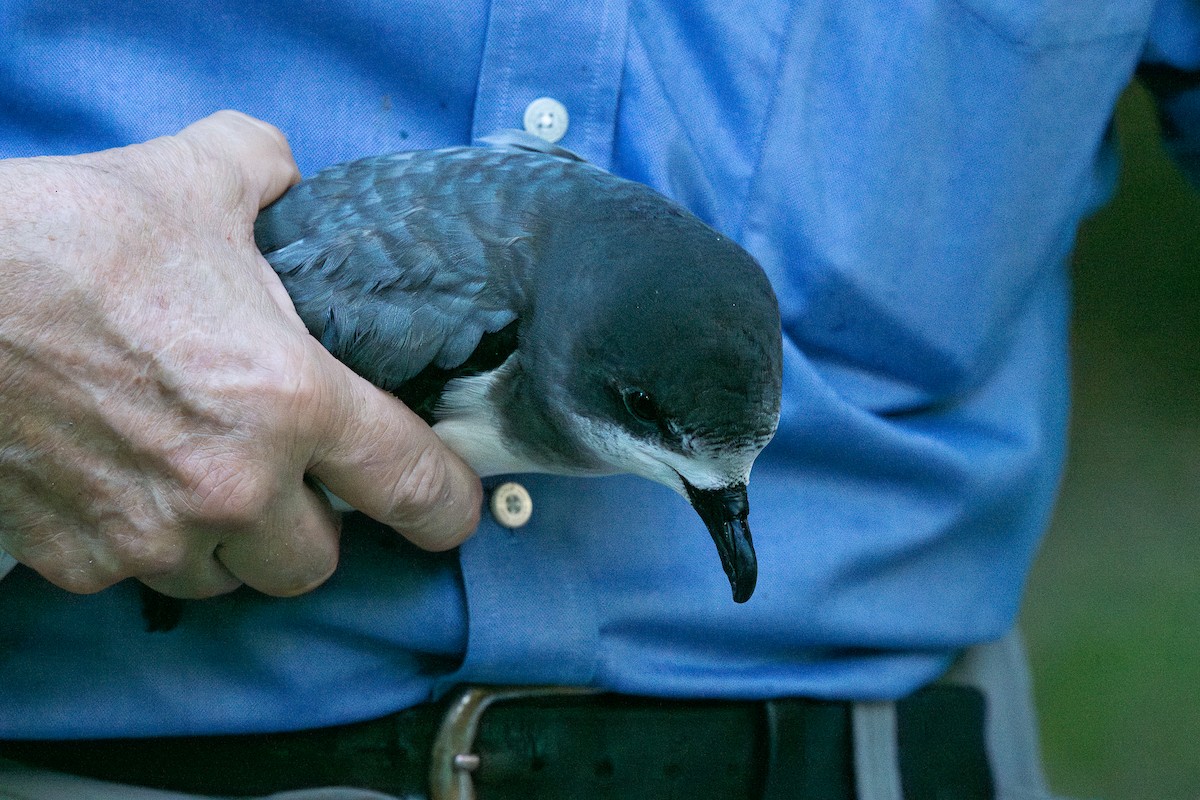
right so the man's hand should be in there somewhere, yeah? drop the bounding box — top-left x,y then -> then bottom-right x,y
0,111 -> 481,599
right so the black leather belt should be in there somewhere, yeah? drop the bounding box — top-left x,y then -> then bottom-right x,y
0,684 -> 993,799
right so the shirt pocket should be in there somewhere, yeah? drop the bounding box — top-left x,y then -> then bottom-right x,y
948,0 -> 1153,48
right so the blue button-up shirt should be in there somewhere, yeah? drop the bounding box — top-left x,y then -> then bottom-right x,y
1,1 -> 1197,738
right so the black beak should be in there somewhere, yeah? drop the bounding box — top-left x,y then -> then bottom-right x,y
682,480 -> 757,603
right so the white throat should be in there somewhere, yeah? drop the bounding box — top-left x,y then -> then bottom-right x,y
431,362 -> 549,477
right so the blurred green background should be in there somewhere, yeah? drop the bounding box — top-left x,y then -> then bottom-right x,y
1022,82 -> 1200,799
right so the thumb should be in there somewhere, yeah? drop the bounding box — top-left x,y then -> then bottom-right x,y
305,351 -> 483,551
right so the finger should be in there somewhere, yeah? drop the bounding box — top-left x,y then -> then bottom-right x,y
139,554 -> 242,600
213,478 -> 342,597
0,510 -> 122,594
0,543 -> 117,595
307,360 -> 482,552
1,511 -> 239,599
175,110 -> 301,208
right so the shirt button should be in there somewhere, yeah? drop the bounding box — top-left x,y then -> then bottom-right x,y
523,97 -> 569,143
490,481 -> 533,528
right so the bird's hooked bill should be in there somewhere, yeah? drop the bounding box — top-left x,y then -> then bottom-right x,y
683,481 -> 758,603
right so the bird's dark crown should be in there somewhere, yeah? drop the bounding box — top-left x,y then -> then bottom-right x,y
523,183 -> 783,453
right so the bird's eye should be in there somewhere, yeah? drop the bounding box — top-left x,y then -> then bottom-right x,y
622,389 -> 659,424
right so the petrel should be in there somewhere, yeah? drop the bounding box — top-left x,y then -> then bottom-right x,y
255,132 -> 783,603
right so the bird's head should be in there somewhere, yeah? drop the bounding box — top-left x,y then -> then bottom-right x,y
523,187 -> 783,601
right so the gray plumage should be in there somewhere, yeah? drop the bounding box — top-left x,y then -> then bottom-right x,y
255,131 -> 782,603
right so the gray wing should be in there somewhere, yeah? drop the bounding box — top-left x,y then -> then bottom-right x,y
255,138 -> 577,392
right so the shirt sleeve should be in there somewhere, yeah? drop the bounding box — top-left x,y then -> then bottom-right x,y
1140,0 -> 1200,188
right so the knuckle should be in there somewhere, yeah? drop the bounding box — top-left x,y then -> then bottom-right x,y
41,560 -> 120,595
275,361 -> 326,417
53,573 -> 112,595
229,341 -> 324,419
111,531 -> 188,577
206,110 -> 298,192
2,528 -> 122,594
208,108 -> 252,127
210,109 -> 287,146
252,118 -> 292,159
175,454 -> 280,529
383,444 -> 480,550
385,441 -> 455,522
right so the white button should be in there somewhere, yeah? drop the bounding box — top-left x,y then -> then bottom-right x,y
523,97 -> 569,143
490,482 -> 533,528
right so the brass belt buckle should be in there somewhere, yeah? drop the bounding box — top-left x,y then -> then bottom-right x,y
429,684 -> 599,800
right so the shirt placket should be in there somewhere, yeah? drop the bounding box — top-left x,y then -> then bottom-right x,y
471,0 -> 630,169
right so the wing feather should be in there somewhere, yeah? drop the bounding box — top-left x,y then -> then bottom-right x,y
255,142 -> 566,393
